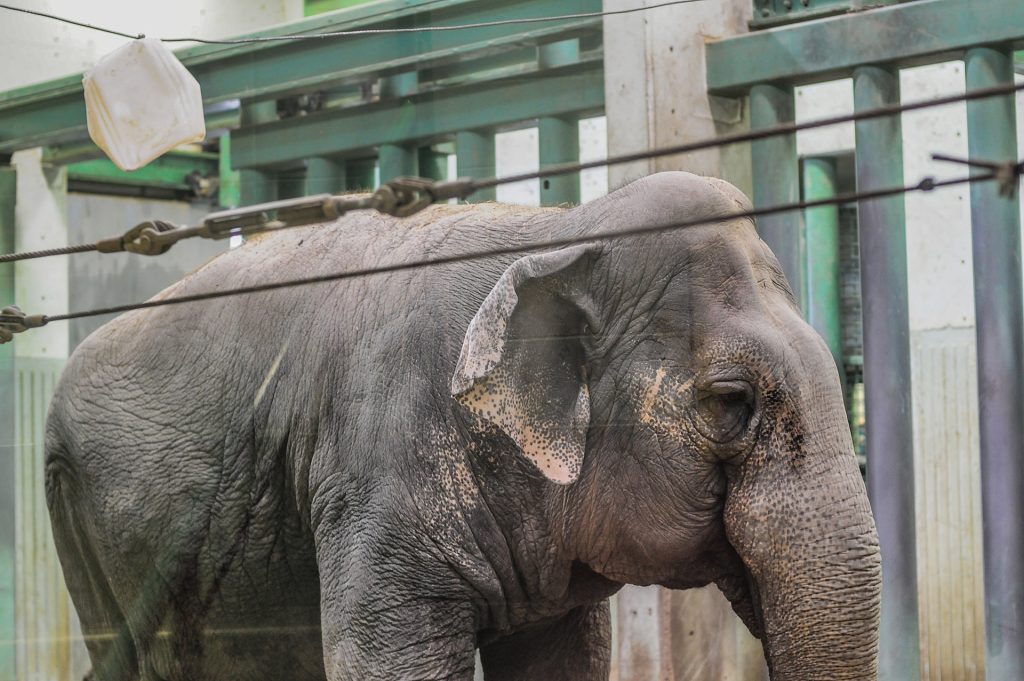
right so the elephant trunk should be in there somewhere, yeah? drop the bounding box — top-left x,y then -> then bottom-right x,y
725,438 -> 882,680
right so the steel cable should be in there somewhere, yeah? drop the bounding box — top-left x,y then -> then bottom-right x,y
0,0 -> 707,45
34,172 -> 990,325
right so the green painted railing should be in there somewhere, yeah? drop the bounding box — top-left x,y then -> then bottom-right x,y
708,1 -> 1024,678
0,0 -> 605,208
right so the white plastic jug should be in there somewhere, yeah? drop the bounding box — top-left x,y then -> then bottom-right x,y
83,38 -> 206,171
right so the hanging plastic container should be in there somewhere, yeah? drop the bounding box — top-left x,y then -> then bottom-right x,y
84,38 -> 205,171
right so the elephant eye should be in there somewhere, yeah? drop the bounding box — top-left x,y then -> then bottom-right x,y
696,380 -> 754,443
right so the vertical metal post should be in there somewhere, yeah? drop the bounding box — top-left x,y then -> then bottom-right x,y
346,159 -> 378,191
853,65 -> 919,681
456,130 -> 496,202
965,46 -> 1024,681
0,166 -> 15,680
239,168 -> 277,205
538,116 -> 580,206
218,133 -> 241,208
379,144 -> 417,183
418,148 -> 449,181
305,157 -> 346,195
750,84 -> 802,301
803,157 -> 844,371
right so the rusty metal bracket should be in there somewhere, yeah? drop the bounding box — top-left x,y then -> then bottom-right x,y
0,306 -> 48,344
932,153 -> 1024,198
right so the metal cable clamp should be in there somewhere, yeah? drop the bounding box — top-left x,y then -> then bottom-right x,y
0,306 -> 48,344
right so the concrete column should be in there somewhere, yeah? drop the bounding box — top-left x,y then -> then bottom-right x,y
751,84 -> 802,303
455,131 -> 496,202
305,157 -> 347,196
602,0 -> 752,191
602,2 -> 763,679
538,116 -> 580,206
853,65 -> 919,681
965,46 -> 1024,681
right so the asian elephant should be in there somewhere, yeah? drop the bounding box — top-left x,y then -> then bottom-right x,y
44,171 -> 881,681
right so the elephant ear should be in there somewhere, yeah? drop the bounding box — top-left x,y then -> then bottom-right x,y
451,246 -> 594,485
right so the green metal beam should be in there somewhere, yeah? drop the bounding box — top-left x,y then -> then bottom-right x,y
707,0 -> 1024,96
802,157 -> 843,370
0,0 -> 601,154
66,151 -> 219,192
230,62 -> 604,169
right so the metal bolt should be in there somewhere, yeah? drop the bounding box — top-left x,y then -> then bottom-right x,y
783,0 -> 792,8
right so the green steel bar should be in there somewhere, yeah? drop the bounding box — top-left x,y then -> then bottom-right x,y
231,63 -> 603,168
803,157 -> 843,369
538,38 -> 580,68
239,169 -> 277,205
750,84 -> 802,302
706,0 -> 1024,96
853,65 -> 918,681
418,148 -> 449,181
305,157 -> 347,195
346,159 -> 377,191
455,130 -> 496,202
381,72 -> 419,99
219,133 -> 241,208
0,167 -> 14,681
66,152 -> 219,191
965,46 -> 1024,681
379,144 -> 417,183
538,117 -> 580,206
0,0 -> 602,153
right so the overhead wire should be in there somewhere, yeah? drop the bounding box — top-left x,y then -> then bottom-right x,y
18,172 -> 995,327
0,0 -> 707,45
0,79 -> 1021,266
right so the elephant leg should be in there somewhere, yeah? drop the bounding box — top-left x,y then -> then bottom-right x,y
479,601 -> 611,681
315,530 -> 477,680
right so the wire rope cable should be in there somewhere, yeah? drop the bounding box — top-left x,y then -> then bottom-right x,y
0,80 -> 1019,265
0,0 -> 707,45
33,172 -> 989,325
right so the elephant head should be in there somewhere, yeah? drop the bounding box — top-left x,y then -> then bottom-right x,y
451,172 -> 881,680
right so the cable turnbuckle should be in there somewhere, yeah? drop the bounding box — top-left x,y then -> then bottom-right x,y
372,177 -> 476,218
0,306 -> 48,344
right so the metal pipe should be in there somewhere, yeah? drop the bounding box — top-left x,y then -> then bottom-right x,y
803,157 -> 844,378
456,131 -> 496,202
305,157 -> 346,196
965,46 -> 1024,681
378,144 -> 417,183
853,64 -> 919,681
750,84 -> 803,304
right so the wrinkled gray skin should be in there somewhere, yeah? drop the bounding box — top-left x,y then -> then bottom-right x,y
46,172 -> 880,681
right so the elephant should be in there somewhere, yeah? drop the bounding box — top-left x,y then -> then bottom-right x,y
44,171 -> 881,681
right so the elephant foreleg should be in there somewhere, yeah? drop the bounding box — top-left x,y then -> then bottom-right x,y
479,602 -> 611,681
